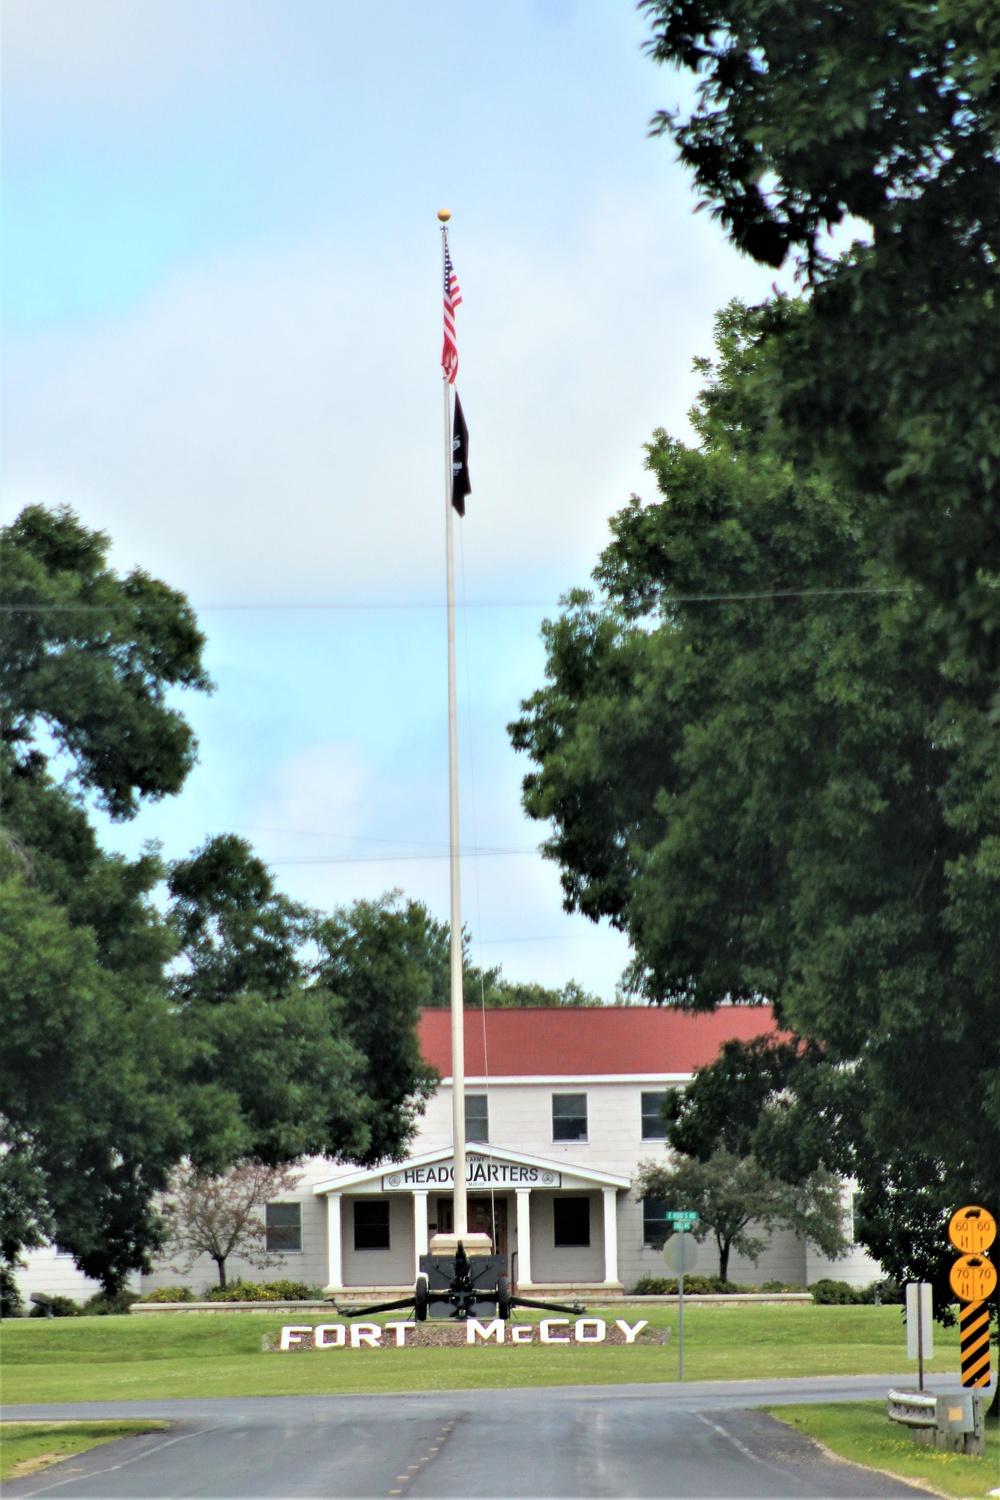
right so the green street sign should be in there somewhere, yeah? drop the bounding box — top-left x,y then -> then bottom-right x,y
667,1211 -> 699,1225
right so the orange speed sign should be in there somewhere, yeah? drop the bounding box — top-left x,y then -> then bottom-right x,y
949,1255 -> 998,1303
948,1205 -> 996,1254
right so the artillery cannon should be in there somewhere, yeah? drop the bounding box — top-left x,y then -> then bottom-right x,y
336,1242 -> 585,1322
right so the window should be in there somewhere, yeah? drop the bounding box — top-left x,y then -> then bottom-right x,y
642,1197 -> 671,1250
353,1199 -> 391,1251
553,1196 -> 591,1247
265,1202 -> 302,1253
465,1094 -> 489,1143
641,1091 -> 668,1140
552,1092 -> 588,1141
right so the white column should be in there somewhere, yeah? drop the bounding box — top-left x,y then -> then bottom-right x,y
602,1187 -> 620,1286
515,1188 -> 533,1288
413,1191 -> 429,1277
325,1193 -> 343,1292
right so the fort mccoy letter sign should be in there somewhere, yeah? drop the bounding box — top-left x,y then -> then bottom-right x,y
277,1318 -> 652,1351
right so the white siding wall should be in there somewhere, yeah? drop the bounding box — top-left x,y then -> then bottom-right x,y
8,1248 -> 121,1307
11,1072 -> 884,1304
341,1195 -> 413,1288
529,1192 -> 605,1284
431,1079 -> 674,1179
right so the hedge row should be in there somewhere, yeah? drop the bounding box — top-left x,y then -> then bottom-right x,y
631,1275 -> 903,1303
17,1278 -> 322,1316
631,1275 -> 810,1296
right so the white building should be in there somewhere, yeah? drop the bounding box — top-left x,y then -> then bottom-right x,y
14,1006 -> 880,1306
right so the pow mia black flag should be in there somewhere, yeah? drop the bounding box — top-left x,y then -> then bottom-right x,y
451,393 -> 471,516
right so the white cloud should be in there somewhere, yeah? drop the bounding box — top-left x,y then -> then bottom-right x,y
3,190 -> 779,607
254,738 -> 370,846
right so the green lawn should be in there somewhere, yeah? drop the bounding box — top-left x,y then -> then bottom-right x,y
0,1303 -> 964,1404
0,1422 -> 167,1483
768,1402 -> 1000,1500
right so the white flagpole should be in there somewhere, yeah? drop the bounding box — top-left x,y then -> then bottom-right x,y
440,214 -> 469,1246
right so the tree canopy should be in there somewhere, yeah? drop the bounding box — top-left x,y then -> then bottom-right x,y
0,508 -> 435,1290
510,304 -> 1000,1305
642,0 -> 1000,652
1,508 -> 213,1290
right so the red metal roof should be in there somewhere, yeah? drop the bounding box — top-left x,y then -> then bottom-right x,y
418,1005 -> 778,1078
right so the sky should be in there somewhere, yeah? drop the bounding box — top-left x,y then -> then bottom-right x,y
2,0 -> 791,999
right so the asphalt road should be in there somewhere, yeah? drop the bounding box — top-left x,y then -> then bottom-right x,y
3,1374 -> 968,1499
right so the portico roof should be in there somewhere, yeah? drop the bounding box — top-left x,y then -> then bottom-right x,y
312,1143 -> 631,1197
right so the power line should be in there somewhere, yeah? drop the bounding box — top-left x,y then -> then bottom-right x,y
268,848 -> 536,866
0,582 -> 941,614
1,600 -> 558,613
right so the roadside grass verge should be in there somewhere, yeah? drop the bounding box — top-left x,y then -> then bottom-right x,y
0,1421 -> 167,1482
767,1402 -> 1000,1500
1,1304 -> 961,1405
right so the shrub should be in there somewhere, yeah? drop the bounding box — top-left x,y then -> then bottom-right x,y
631,1275 -> 745,1296
760,1280 -> 808,1293
138,1286 -> 197,1303
810,1278 -> 861,1304
1,1265 -> 24,1318
204,1279 -> 312,1302
28,1295 -> 81,1317
261,1279 -> 312,1301
858,1278 -> 904,1305
83,1290 -> 141,1316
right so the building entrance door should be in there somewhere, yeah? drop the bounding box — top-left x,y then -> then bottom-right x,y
436,1196 -> 508,1272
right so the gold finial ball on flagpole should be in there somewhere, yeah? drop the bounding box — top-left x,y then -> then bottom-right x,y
437,208 -> 451,222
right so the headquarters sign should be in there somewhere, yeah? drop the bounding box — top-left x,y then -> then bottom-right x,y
382,1157 -> 560,1190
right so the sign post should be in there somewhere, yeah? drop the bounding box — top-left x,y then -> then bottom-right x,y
905,1283 -> 933,1390
663,1215 -> 699,1382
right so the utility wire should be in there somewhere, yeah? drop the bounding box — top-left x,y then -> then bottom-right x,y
0,582 -> 944,613
267,849 -> 535,865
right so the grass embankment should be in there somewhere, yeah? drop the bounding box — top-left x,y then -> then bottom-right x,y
768,1402 -> 1000,1500
0,1421 -> 167,1482
0,1303 -> 962,1404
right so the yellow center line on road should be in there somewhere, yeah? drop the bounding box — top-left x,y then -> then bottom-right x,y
387,1417 -> 458,1495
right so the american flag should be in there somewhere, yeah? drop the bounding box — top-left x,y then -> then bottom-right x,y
441,234 -> 462,385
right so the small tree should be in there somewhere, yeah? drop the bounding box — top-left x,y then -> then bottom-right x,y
161,1162 -> 301,1289
637,1150 -> 848,1282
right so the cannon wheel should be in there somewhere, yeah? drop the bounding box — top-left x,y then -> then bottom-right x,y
497,1273 -> 511,1320
415,1273 -> 429,1322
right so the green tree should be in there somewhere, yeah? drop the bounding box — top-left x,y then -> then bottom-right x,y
0,811 -> 197,1293
168,834 -> 313,1006
169,856 -> 436,1170
510,305 -> 1000,1308
641,0 -> 1000,652
0,508 -> 436,1288
1,507 -> 213,1290
636,1149 -> 847,1281
313,894 -> 442,1164
333,890 -> 603,1010
2,505 -> 210,815
477,977 -> 604,1008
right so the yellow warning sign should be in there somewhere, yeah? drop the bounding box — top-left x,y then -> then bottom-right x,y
949,1254 -> 998,1304
948,1205 -> 997,1255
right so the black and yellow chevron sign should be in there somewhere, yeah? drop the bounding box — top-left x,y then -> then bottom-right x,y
959,1300 -> 992,1388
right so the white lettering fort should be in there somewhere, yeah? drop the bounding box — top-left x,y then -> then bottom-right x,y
278,1318 -> 648,1350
